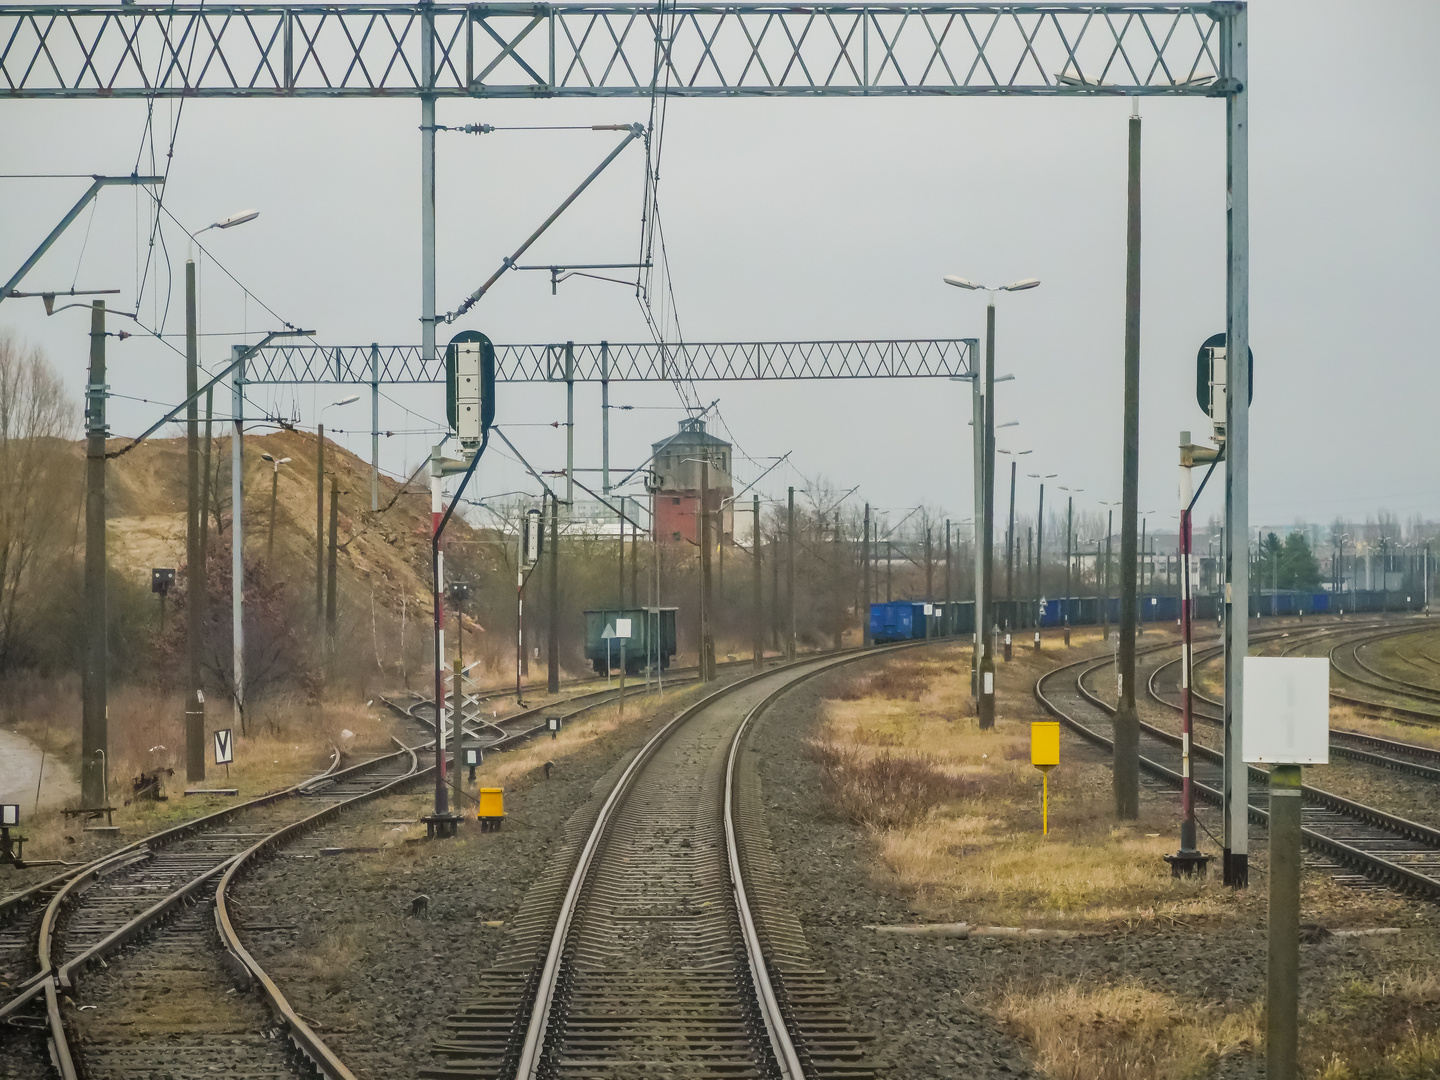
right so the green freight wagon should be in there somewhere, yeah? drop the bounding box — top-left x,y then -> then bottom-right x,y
583,607 -> 678,675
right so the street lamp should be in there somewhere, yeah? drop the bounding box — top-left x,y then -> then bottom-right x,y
260,453 -> 291,562
945,273 -> 1040,729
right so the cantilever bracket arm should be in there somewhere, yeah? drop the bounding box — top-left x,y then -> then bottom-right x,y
444,124 -> 645,323
0,175 -> 164,308
107,328 -> 315,458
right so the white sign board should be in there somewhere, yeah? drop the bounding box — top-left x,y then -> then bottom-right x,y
1,804 -> 18,827
213,728 -> 235,766
614,618 -> 632,638
1242,657 -> 1329,764
923,603 -> 933,616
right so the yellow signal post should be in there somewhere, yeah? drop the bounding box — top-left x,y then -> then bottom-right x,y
1031,722 -> 1060,835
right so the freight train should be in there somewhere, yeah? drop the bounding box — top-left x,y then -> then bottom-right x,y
869,589 -> 1423,643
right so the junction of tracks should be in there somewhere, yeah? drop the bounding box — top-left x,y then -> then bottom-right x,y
6,615 -> 1440,1079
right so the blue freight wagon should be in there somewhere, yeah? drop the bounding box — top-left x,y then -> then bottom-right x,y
870,601 -> 920,643
583,607 -> 677,675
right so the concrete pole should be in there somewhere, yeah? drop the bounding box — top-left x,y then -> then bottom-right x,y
371,343 -> 380,512
548,494 -> 559,693
618,495 -> 625,607
267,464 -> 279,562
316,423 -> 325,638
1223,5 -> 1251,888
231,346 -> 245,732
787,486 -> 796,661
200,388 -> 214,570
945,519 -> 952,613
862,504 -> 872,647
978,302 -> 997,730
700,460 -> 713,680
601,342 -> 610,497
326,475 -> 339,645
185,262 -> 206,783
1064,496 -> 1073,646
972,372 -> 983,695
1005,459 -> 1017,626
565,341 -> 575,506
1113,102 -> 1143,820
81,301 -> 108,807
1036,484 -> 1045,632
1267,763 -> 1302,1079
753,494 -> 763,669
429,446 -> 450,819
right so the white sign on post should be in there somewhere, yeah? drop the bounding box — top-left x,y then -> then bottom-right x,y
213,728 -> 235,766
615,618 -> 632,638
1242,657 -> 1330,764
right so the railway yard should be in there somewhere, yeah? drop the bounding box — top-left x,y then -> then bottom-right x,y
4,616 -> 1440,1079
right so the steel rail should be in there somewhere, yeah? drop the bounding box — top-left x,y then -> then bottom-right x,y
1038,651 -> 1440,901
512,638 -> 929,1079
0,747 -> 344,1024
1331,626 -> 1440,707
213,738 -> 421,1080
1148,640 -> 1440,782
32,743 -> 416,1079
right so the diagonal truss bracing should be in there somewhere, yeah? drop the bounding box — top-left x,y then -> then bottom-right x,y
0,3 -> 1234,99
245,338 -> 977,383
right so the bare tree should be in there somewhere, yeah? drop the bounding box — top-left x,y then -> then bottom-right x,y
0,334 -> 75,670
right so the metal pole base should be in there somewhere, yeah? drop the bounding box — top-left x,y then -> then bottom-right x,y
422,813 -> 462,839
1063,623 -> 1071,647
1164,850 -> 1213,878
1222,849 -> 1249,888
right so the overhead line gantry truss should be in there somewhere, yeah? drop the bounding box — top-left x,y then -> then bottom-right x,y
2,3 -> 1229,99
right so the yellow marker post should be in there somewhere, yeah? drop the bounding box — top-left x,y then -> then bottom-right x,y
1031,722 -> 1060,835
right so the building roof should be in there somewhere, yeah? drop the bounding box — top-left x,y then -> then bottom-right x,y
651,416 -> 730,452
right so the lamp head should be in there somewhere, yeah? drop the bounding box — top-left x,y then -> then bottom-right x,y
214,209 -> 260,230
1002,278 -> 1041,291
943,275 -> 981,290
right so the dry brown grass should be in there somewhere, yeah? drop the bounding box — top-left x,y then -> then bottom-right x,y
998,980 -> 1260,1080
1309,969 -> 1440,1079
811,637 -> 1231,928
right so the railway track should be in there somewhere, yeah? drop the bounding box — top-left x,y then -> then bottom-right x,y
1320,624 -> 1440,719
0,740 -> 423,1079
425,645 -> 921,1079
1151,639 -> 1440,783
1037,647 -> 1440,900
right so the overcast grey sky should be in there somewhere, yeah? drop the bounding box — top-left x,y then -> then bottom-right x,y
2,0 -> 1437,538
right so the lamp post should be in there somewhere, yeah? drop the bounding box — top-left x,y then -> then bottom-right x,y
1058,487 -> 1082,645
186,208 -> 258,777
260,453 -> 291,562
1028,472 -> 1056,639
944,274 -> 1038,729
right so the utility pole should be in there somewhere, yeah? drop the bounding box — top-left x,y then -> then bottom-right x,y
1005,460 -> 1017,626
618,494 -> 625,607
886,540 -> 892,603
371,343 -> 380,511
326,476 -> 339,646
231,345 -> 245,732
185,262 -> 205,783
862,504 -> 872,647
1035,484 -> 1045,632
752,494 -> 763,669
81,301 -> 108,807
971,366 -> 983,700
1064,496 -> 1073,646
787,486 -> 797,661
978,300 -> 997,729
200,388 -> 214,569
548,493 -> 559,693
315,424 -> 325,638
1113,96 -> 1144,820
1222,5 -> 1252,890
699,459 -> 714,680
945,519 -> 952,614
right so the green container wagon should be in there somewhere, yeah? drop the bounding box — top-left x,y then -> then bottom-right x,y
583,607 -> 678,675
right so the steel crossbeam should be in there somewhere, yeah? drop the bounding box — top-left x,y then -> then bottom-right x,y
244,338 -> 976,383
0,3 -> 1231,99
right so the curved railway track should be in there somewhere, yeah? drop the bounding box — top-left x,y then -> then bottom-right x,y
427,644 -> 925,1079
1150,639 -> 1440,783
1038,647 -> 1440,900
0,740 -> 436,1078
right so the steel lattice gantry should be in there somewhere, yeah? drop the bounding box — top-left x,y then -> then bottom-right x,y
1,3 -> 1232,98
4,2 -> 1254,877
245,338 -> 975,383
